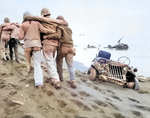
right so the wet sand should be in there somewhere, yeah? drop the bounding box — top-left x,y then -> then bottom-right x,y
0,45 -> 150,118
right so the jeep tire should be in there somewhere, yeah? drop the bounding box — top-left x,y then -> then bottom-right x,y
90,67 -> 97,81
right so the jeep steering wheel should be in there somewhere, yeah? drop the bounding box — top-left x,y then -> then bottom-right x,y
117,56 -> 130,65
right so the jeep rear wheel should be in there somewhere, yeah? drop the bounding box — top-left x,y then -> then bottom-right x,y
90,67 -> 97,81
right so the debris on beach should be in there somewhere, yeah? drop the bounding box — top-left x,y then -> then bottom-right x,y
105,36 -> 129,50
12,100 -> 24,105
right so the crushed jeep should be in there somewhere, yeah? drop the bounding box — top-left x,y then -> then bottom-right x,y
88,50 -> 135,86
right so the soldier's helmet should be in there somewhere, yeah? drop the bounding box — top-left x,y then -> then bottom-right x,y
4,17 -> 10,23
23,12 -> 31,20
41,7 -> 51,17
56,15 -> 65,21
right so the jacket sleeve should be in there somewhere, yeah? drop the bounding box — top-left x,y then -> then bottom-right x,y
43,27 -> 62,40
15,23 -> 21,28
18,25 -> 25,40
56,19 -> 68,26
2,25 -> 13,31
43,17 -> 68,26
38,23 -> 55,34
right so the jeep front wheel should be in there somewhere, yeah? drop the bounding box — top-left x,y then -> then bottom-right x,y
90,67 -> 97,81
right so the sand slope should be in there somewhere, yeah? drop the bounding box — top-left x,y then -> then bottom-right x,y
0,46 -> 150,118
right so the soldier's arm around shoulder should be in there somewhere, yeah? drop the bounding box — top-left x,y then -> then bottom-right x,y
55,19 -> 68,26
44,17 -> 68,26
38,22 -> 55,34
2,23 -> 14,31
43,26 -> 62,40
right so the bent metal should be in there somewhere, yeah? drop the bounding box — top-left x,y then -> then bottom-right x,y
89,58 -> 129,85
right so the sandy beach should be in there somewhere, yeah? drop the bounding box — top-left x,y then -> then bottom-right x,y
0,45 -> 150,118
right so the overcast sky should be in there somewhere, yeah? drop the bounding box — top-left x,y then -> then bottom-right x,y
0,0 -> 150,41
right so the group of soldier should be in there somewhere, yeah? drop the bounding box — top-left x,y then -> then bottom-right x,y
0,7 -> 76,90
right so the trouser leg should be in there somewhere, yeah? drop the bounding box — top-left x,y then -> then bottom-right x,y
14,39 -> 19,62
0,46 -> 6,60
1,40 -> 6,60
65,54 -> 75,81
56,53 -> 64,81
24,48 -> 32,73
33,50 -> 43,86
5,46 -> 9,60
43,51 -> 59,81
40,49 -> 46,63
53,50 -> 57,67
9,39 -> 13,60
1,50 -> 6,60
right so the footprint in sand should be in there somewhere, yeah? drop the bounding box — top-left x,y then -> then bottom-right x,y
138,89 -> 149,94
71,99 -> 83,107
70,92 -> 78,97
80,78 -> 88,82
5,107 -> 16,115
47,90 -> 54,97
107,90 -> 115,94
128,97 -> 140,103
7,100 -> 17,107
9,83 -> 22,91
131,110 -> 144,118
71,99 -> 91,111
21,115 -> 34,118
0,84 -> 7,89
9,91 -> 17,95
134,105 -> 150,111
0,79 -> 7,89
107,102 -> 119,110
111,95 -> 122,101
19,78 -> 26,82
57,99 -> 67,108
25,78 -> 34,84
93,100 -> 107,107
105,97 -> 112,101
113,113 -> 125,118
90,103 -> 99,110
93,85 -> 99,90
9,72 -> 14,76
29,93 -> 36,99
83,104 -> 91,111
1,73 -> 6,76
59,92 -> 68,97
79,91 -> 90,97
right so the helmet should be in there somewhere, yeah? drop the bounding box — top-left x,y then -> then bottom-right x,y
4,17 -> 10,23
41,7 -> 51,17
56,15 -> 65,21
23,11 -> 31,20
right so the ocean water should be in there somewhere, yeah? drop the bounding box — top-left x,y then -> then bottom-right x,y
73,34 -> 150,77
